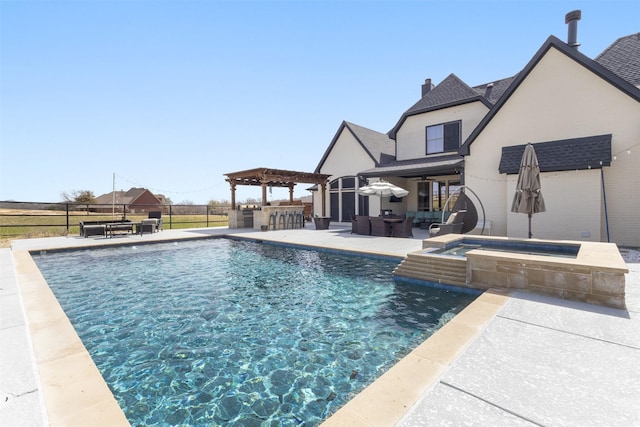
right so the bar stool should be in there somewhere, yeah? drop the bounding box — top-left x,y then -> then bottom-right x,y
269,212 -> 278,230
294,212 -> 303,229
287,212 -> 295,229
278,211 -> 288,229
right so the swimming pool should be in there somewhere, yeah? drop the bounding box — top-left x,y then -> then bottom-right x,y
33,238 -> 476,426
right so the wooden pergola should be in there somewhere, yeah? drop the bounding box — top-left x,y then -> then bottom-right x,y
224,167 -> 332,215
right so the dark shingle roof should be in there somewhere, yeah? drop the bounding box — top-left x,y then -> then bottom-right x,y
596,33 -> 640,87
389,73 -> 515,140
499,134 -> 612,174
359,154 -> 463,178
404,74 -> 480,115
471,75 -> 518,104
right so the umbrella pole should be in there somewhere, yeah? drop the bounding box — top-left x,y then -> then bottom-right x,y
528,212 -> 532,238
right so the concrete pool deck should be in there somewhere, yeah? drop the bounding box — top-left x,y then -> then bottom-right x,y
2,225 -> 639,426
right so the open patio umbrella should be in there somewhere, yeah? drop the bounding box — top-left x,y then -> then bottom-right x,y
357,180 -> 409,198
511,143 -> 546,238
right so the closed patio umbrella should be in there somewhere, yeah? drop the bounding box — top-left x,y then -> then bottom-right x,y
357,180 -> 409,198
511,143 -> 546,238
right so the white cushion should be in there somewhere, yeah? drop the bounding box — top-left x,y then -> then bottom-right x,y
445,212 -> 458,225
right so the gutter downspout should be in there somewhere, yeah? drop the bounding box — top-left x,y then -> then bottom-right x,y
601,165 -> 610,242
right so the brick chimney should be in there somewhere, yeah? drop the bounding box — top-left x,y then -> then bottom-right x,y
421,78 -> 433,97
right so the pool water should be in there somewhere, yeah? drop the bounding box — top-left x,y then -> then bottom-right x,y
429,241 -> 579,258
34,239 -> 476,426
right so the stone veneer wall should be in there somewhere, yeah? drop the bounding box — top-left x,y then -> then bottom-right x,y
466,251 -> 627,309
422,236 -> 628,310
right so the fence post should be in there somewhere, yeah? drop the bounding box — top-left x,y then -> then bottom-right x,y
169,205 -> 172,229
66,203 -> 69,231
206,205 -> 209,227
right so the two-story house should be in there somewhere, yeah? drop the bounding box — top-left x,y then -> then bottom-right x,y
312,11 -> 640,247
313,74 -> 513,223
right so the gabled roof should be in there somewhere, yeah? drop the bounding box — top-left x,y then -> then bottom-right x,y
499,134 -> 612,174
359,154 -> 463,178
388,73 -> 513,140
314,121 -> 395,173
596,33 -> 640,87
461,35 -> 640,156
94,188 -> 159,205
124,187 -> 147,200
404,74 -> 480,115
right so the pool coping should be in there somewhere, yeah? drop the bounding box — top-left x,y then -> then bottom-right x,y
319,288 -> 511,426
12,230 -> 508,426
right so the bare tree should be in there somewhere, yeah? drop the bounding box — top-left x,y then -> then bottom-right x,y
61,190 -> 96,204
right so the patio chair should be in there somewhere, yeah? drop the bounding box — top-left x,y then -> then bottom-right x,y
412,211 -> 425,227
140,219 -> 159,235
350,215 -> 357,234
370,217 -> 392,237
148,211 -> 163,231
356,216 -> 371,235
392,216 -> 414,238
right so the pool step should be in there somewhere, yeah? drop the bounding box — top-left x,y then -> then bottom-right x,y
393,253 -> 467,286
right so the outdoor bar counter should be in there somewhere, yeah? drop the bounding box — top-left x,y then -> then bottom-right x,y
228,206 -> 305,231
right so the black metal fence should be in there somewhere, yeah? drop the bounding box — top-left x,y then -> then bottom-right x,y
0,201 -> 231,238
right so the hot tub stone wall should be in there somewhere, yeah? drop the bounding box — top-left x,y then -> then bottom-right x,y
466,253 -> 626,309
421,236 -> 628,310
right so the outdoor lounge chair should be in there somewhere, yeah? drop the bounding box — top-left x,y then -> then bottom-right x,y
392,216 -> 414,238
429,210 -> 466,237
428,189 -> 480,237
370,217 -> 391,237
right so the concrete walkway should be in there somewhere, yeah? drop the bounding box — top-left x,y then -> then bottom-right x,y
2,226 -> 639,426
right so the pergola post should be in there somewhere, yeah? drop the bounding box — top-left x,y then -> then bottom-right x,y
229,182 -> 236,209
261,181 -> 268,206
288,183 -> 294,204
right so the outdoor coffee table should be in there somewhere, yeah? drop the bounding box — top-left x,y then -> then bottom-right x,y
105,222 -> 137,238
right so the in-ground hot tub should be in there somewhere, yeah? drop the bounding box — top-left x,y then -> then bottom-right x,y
417,234 -> 628,309
428,238 -> 581,259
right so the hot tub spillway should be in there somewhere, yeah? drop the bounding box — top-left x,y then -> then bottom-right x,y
393,253 -> 467,286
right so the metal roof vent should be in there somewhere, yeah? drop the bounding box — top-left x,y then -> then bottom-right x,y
565,10 -> 582,50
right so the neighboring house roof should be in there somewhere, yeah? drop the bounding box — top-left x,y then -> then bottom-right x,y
461,35 -> 640,156
94,187 -> 162,205
359,154 -> 463,178
314,121 -> 395,173
498,134 -> 612,174
595,32 -> 640,87
388,73 -> 513,140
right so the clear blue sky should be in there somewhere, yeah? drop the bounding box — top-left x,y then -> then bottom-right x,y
1,0 -> 638,204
